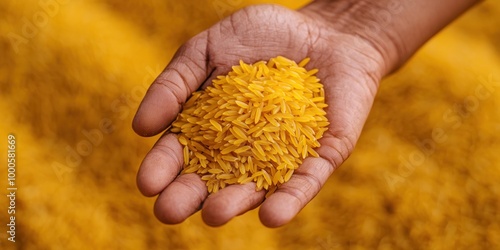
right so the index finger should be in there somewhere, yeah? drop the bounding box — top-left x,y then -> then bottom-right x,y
133,32 -> 212,137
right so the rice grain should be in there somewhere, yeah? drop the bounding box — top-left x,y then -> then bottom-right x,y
171,56 -> 329,193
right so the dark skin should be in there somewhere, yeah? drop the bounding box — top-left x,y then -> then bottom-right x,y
133,0 -> 481,227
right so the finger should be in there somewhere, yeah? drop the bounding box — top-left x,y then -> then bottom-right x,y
259,157 -> 334,228
136,133 -> 183,197
154,173 -> 208,224
133,31 -> 212,137
201,183 -> 266,227
258,56 -> 380,227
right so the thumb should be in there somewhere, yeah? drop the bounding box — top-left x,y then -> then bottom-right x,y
133,31 -> 212,136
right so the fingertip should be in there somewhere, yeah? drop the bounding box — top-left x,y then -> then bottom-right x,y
201,183 -> 265,227
201,197 -> 228,227
137,167 -> 167,197
133,33 -> 211,137
132,114 -> 151,137
136,173 -> 156,197
154,174 -> 208,225
132,87 -> 179,137
154,198 -> 187,225
136,133 -> 183,196
259,157 -> 335,227
259,192 -> 300,228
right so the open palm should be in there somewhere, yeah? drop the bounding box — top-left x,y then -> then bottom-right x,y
133,4 -> 385,227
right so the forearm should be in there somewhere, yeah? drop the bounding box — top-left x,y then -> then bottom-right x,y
300,0 -> 482,75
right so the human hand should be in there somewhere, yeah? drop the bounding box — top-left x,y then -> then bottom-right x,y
133,4 -> 384,227
133,0 -> 479,227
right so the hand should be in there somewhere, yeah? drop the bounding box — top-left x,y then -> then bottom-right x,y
133,4 -> 386,227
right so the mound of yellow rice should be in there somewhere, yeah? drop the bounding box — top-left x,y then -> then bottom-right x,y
171,56 -> 329,193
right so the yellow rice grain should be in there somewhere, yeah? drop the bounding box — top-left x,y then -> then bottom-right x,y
183,146 -> 189,166
235,100 -> 249,109
256,176 -> 264,190
178,135 -> 188,146
284,169 -> 294,182
234,145 -> 251,154
171,56 -> 329,193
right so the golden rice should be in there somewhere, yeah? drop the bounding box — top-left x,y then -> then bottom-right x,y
171,56 -> 329,193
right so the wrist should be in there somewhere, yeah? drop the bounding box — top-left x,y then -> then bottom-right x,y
299,0 -> 400,76
299,0 -> 482,76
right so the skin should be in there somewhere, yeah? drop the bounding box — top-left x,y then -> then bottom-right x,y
133,0 -> 482,227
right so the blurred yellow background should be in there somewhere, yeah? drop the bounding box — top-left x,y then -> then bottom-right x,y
1,0 -> 499,249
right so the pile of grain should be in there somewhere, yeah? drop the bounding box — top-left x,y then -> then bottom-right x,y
171,56 -> 329,193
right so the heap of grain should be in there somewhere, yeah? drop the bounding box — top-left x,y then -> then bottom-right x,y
171,56 -> 329,193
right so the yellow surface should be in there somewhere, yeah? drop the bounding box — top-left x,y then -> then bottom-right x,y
0,0 -> 499,249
